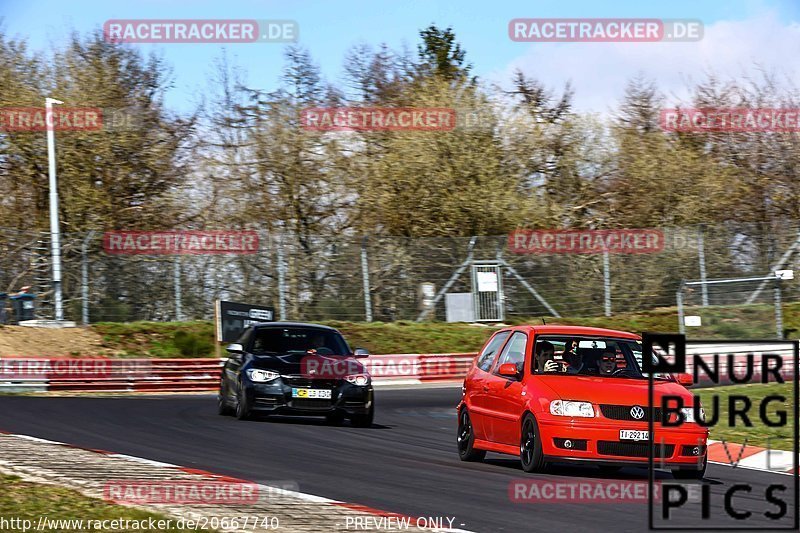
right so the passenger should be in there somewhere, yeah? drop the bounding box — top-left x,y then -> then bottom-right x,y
561,345 -> 585,374
538,341 -> 559,372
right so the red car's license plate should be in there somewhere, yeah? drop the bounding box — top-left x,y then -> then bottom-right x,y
619,429 -> 649,441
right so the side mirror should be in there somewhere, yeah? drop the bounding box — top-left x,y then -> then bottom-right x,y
353,348 -> 370,358
498,363 -> 520,378
675,373 -> 693,386
226,343 -> 244,354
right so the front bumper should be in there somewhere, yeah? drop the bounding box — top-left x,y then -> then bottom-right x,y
243,379 -> 373,416
538,417 -> 708,467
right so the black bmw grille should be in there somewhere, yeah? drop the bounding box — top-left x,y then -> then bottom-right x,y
291,399 -> 333,409
600,404 -> 661,422
283,376 -> 340,388
597,441 -> 675,458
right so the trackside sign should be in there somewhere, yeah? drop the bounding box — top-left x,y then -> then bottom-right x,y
508,229 -> 664,254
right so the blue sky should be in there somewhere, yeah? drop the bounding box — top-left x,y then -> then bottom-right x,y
2,0 -> 799,113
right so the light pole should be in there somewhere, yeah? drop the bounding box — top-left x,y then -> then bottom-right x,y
45,97 -> 64,321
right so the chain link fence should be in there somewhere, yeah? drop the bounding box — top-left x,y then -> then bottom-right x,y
0,224 -> 798,325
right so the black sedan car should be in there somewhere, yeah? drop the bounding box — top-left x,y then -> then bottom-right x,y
217,322 -> 374,426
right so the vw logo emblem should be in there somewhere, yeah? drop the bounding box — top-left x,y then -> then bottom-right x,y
630,406 -> 645,420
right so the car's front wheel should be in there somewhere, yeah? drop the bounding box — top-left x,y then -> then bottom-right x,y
672,456 -> 707,480
350,402 -> 374,428
520,414 -> 546,473
457,409 -> 486,462
217,381 -> 234,416
235,385 -> 252,420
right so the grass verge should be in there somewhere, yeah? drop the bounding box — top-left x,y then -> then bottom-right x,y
79,301 -> 800,358
694,382 -> 795,449
0,473 -> 215,532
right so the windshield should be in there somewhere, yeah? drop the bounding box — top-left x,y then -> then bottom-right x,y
533,336 -> 666,379
250,327 -> 351,356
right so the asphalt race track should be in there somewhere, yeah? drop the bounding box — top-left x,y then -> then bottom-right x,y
0,388 -> 796,532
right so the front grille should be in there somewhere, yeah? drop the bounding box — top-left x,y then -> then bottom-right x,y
283,376 -> 340,388
597,441 -> 675,458
291,399 -> 333,409
600,404 -> 662,422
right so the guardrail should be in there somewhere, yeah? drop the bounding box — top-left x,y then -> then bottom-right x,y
0,344 -> 794,393
0,354 -> 477,393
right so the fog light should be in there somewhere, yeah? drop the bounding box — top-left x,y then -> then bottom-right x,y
692,446 -> 700,456
564,440 -> 573,449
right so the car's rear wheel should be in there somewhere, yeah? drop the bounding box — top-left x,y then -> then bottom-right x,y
457,409 -> 486,462
217,381 -> 234,416
235,385 -> 252,420
520,414 -> 546,473
350,402 -> 374,428
672,456 -> 707,480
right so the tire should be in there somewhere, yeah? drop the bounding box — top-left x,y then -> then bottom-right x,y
217,381 -> 234,416
457,409 -> 486,462
235,385 -> 252,421
672,456 -> 707,480
350,403 -> 374,428
520,414 -> 546,473
326,411 -> 346,426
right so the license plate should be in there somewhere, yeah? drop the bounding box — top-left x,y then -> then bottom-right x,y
292,388 -> 332,399
619,429 -> 649,441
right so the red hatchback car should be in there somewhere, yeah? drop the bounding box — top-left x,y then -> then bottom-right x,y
457,325 -> 709,479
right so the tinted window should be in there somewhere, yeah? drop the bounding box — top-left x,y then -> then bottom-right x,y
250,327 -> 350,355
236,327 -> 253,346
477,331 -> 510,372
532,336 -> 646,378
495,332 -> 527,371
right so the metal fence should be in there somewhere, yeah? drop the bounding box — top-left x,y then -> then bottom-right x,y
1,224 -> 799,324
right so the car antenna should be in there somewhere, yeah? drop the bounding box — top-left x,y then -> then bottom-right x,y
541,317 -> 546,325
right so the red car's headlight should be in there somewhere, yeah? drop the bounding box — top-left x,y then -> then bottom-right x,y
550,400 -> 596,418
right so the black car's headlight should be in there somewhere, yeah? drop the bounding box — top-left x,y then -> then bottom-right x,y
246,369 -> 280,382
345,374 -> 370,386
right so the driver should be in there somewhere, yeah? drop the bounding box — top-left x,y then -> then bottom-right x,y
598,349 -> 617,375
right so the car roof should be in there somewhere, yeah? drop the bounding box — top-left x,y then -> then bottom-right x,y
251,321 -> 339,332
509,324 -> 641,340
